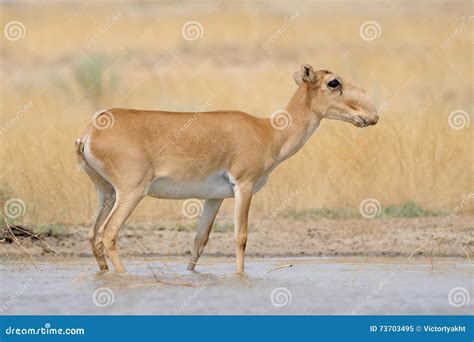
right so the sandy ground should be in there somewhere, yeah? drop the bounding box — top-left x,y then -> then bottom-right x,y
1,216 -> 472,260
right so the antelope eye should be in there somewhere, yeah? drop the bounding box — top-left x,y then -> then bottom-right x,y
327,79 -> 340,88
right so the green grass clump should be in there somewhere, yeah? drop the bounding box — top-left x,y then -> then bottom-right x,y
380,201 -> 443,218
73,54 -> 119,107
284,207 -> 357,221
213,221 -> 234,232
285,201 -> 443,221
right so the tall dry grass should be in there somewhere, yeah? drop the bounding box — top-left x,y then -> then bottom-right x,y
0,1 -> 472,225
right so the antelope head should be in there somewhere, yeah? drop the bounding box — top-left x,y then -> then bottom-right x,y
293,64 -> 379,127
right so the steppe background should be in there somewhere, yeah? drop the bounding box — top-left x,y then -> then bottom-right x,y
0,1 -> 472,233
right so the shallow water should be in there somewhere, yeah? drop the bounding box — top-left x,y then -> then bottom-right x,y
0,257 -> 472,315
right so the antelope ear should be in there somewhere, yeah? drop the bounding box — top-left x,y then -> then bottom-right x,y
301,64 -> 316,83
293,64 -> 316,85
293,71 -> 303,85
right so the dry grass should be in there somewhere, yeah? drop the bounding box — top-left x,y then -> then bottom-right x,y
405,236 -> 473,268
0,1 -> 472,225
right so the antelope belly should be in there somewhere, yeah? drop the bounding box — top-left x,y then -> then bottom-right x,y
147,173 -> 234,199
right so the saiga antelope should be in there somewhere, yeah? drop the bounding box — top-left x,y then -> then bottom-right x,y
76,64 -> 378,273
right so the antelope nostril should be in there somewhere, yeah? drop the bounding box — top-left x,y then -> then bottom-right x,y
358,116 -> 369,126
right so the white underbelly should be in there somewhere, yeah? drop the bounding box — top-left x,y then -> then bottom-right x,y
147,172 -> 234,199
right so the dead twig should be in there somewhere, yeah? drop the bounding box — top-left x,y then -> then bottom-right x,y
6,224 -> 59,255
2,201 -> 36,265
134,237 -> 195,287
1,196 -> 60,259
405,235 -> 473,269
266,264 -> 293,274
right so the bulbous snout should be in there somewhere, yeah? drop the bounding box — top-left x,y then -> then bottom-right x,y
320,79 -> 380,128
352,92 -> 379,127
360,113 -> 379,126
